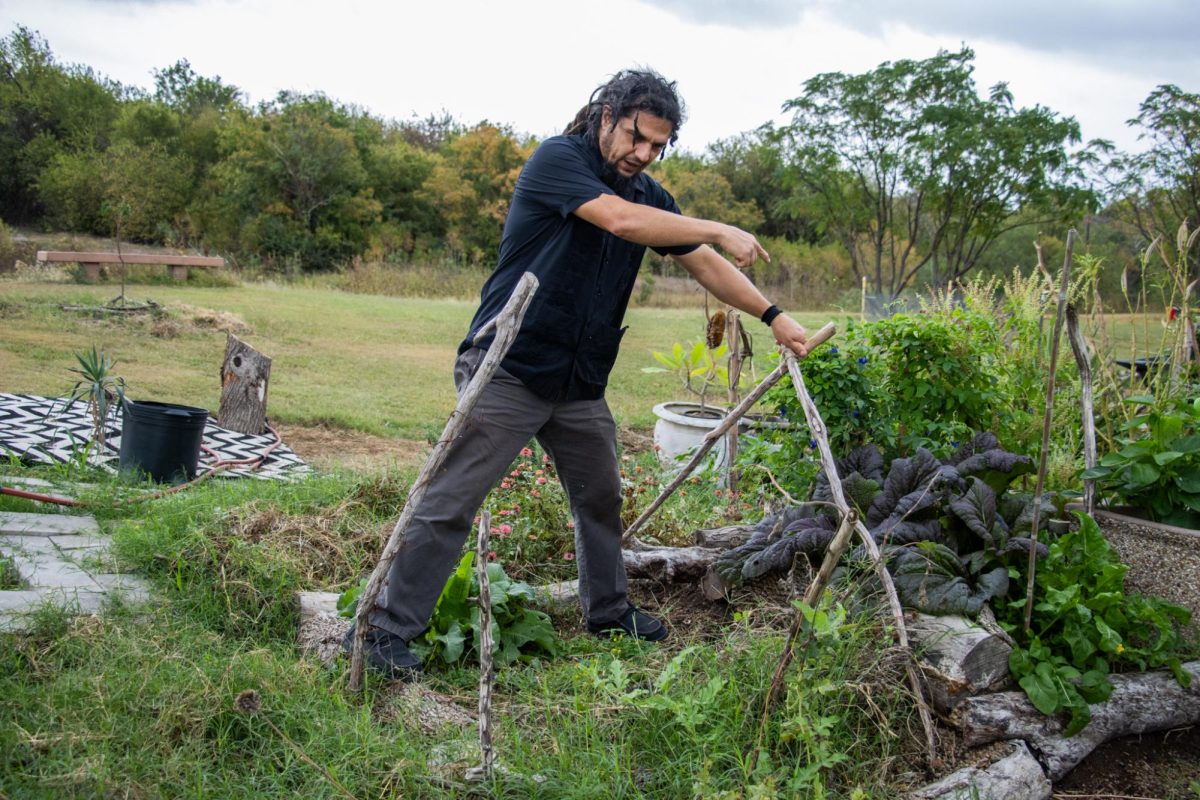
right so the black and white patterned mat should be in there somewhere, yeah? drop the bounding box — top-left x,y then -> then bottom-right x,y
0,393 -> 309,480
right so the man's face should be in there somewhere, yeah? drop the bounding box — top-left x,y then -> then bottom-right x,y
597,108 -> 672,180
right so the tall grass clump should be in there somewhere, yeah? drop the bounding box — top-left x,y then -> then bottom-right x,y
108,471 -> 404,640
333,257 -> 489,299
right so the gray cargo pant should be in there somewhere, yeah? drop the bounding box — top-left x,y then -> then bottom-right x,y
368,347 -> 629,641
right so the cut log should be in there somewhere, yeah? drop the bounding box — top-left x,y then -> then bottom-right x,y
952,660 -> 1200,780
693,523 -> 755,549
908,741 -> 1050,800
907,613 -> 1014,715
217,333 -> 272,434
622,543 -> 720,583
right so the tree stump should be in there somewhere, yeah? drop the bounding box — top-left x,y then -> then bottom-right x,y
908,612 -> 1014,715
217,333 -> 271,434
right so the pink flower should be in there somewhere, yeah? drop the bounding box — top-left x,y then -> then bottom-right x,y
529,489 -> 540,497
542,454 -> 551,464
500,481 -> 512,490
473,516 -> 481,524
499,509 -> 513,516
520,447 -> 534,457
499,524 -> 512,534
510,470 -> 520,477
535,469 -> 544,476
566,521 -> 575,529
563,552 -> 575,561
487,551 -> 498,561
536,477 -> 547,485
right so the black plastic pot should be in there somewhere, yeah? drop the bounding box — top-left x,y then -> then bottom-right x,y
118,400 -> 208,483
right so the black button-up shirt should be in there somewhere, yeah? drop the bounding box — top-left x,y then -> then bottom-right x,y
461,134 -> 698,402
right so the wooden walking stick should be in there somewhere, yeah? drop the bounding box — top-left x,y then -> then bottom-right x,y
780,349 -> 940,769
348,273 -> 539,692
622,322 -> 838,545
466,510 -> 497,783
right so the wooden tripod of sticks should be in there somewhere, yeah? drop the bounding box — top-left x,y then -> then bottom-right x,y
347,272 -> 539,693
623,321 -> 939,769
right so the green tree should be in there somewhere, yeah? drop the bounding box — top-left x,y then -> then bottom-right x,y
774,47 -> 1091,299
38,139 -> 191,242
210,93 -> 379,269
360,127 -> 439,259
706,131 -> 809,241
418,123 -> 532,262
1105,85 -> 1200,276
0,26 -> 119,223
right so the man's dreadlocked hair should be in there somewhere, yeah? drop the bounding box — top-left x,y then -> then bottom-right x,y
563,68 -> 685,156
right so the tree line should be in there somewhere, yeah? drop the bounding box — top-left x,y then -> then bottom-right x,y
2,26 -> 1197,300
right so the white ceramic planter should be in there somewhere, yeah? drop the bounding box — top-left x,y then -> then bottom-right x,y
651,401 -> 729,468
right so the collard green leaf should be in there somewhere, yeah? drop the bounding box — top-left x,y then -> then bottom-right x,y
839,443 -> 885,482
948,477 -> 1003,547
954,448 -> 1035,494
946,431 -> 1001,466
867,448 -> 962,529
742,516 -> 837,580
888,543 -> 1008,617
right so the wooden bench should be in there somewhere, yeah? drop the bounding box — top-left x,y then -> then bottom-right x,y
36,250 -> 225,281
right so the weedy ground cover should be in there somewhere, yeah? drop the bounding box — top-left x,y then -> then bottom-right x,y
0,458 -> 922,798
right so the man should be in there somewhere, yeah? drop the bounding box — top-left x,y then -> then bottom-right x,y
350,69 -> 809,680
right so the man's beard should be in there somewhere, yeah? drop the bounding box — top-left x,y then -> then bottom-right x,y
600,159 -> 636,199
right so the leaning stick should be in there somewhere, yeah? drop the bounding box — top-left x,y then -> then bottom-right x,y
781,350 -> 940,770
1024,230 -> 1076,632
621,322 -> 837,545
1066,304 -> 1097,515
750,508 -> 858,772
349,273 -> 539,692
466,510 -> 496,783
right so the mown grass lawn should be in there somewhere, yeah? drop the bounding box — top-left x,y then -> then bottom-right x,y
0,281 -> 834,440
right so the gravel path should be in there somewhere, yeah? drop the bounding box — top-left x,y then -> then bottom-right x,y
1096,510 -> 1200,642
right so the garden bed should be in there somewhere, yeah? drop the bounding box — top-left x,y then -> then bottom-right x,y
1095,508 -> 1200,640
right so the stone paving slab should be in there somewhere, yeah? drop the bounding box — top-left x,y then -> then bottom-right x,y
0,510 -> 152,633
0,511 -> 99,536
49,534 -> 110,551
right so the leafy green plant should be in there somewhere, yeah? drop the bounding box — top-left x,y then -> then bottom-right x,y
62,345 -> 126,453
642,339 -> 736,409
1082,394 -> 1200,527
416,550 -> 558,666
339,550 -> 558,667
998,513 -> 1192,736
0,553 -> 23,589
865,307 -> 1014,456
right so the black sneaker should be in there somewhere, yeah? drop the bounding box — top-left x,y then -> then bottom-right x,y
587,605 -> 668,642
342,624 -> 422,681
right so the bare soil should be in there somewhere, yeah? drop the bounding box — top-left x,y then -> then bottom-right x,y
274,423 -> 428,473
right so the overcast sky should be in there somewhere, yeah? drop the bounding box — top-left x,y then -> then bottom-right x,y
2,0 -> 1196,154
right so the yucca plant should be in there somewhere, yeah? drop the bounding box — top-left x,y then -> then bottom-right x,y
64,345 -> 126,453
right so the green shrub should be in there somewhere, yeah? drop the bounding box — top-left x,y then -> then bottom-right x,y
998,514 -> 1191,736
1082,394 -> 1200,526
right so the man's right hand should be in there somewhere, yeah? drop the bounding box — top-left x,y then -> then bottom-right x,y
718,224 -> 771,268
771,314 -> 809,358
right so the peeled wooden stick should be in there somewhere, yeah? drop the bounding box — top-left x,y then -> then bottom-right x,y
466,510 -> 496,783
1024,230 -> 1076,632
1066,304 -> 1097,514
349,273 -> 539,692
621,322 -> 837,545
782,350 -> 940,770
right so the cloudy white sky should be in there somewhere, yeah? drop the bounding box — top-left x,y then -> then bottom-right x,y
1,0 -> 1196,154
